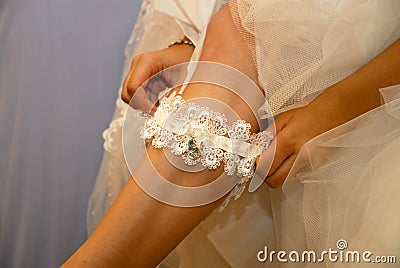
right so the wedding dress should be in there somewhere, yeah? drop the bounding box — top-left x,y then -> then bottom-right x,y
87,0 -> 400,267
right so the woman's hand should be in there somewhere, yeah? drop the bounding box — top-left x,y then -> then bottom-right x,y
121,43 -> 194,112
259,98 -> 345,188
259,38 -> 400,188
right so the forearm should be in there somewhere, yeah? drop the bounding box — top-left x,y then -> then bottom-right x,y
259,38 -> 400,188
310,38 -> 400,129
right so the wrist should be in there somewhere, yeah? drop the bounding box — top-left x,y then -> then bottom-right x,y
307,81 -> 380,135
311,39 -> 400,128
160,42 -> 194,67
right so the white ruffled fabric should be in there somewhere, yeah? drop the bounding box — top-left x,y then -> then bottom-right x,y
88,0 -> 400,267
272,85 -> 400,268
230,0 -> 400,116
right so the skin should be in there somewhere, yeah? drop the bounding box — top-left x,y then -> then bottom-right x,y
63,5 -> 258,268
63,3 -> 400,267
121,38 -> 195,114
262,38 -> 400,188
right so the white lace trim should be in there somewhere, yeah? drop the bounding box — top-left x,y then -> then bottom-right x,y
103,96 -> 129,153
141,92 -> 273,208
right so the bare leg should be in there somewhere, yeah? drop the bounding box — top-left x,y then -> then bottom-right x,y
62,5 -> 258,268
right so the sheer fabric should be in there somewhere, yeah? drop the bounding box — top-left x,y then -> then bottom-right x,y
87,0 -> 228,231
88,0 -> 400,267
87,0 -> 186,232
230,0 -> 400,116
272,85 -> 400,267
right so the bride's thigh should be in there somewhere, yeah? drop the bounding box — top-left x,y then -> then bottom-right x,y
200,4 -> 258,84
62,5 -> 264,268
146,5 -> 262,187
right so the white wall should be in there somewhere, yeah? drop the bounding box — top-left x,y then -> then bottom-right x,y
0,0 -> 142,266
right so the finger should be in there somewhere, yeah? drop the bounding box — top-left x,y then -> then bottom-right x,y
265,111 -> 294,134
250,147 -> 274,192
130,86 -> 157,114
126,54 -> 163,99
254,137 -> 276,178
263,129 -> 294,177
265,153 -> 296,188
121,58 -> 139,103
132,97 -> 156,115
254,112 -> 294,179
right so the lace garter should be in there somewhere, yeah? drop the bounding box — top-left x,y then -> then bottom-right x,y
140,91 -> 273,207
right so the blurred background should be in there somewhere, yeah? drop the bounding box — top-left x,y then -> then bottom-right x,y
0,0 -> 141,266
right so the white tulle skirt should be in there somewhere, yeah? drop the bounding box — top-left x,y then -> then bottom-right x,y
271,85 -> 400,267
87,0 -> 400,267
